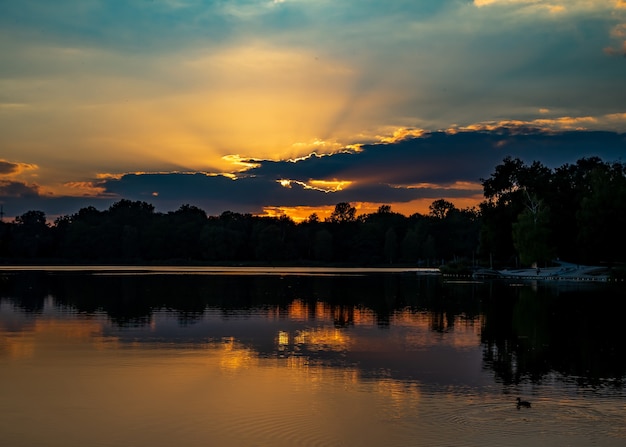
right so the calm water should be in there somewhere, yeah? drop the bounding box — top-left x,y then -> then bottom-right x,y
1,268 -> 624,447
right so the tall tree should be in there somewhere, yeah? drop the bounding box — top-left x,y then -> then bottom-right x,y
576,162 -> 626,263
480,157 -> 551,265
512,191 -> 554,266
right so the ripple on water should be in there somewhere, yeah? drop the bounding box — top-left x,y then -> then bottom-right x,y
413,394 -> 626,447
214,408 -> 340,447
127,402 -> 342,447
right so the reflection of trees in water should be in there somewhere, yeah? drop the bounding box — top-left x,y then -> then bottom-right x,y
0,271 -> 480,325
481,281 -> 626,388
0,272 -> 48,313
1,272 -> 624,384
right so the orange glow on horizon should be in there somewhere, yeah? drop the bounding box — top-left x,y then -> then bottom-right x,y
261,195 -> 483,222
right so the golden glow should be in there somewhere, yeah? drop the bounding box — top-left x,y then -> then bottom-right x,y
534,116 -> 598,129
1,42 -> 381,191
397,181 -> 483,191
392,196 -> 483,216
61,181 -> 108,196
221,155 -> 262,171
1,302 -> 483,363
258,207 -> 290,219
0,317 -> 113,360
308,179 -> 352,191
288,140 -> 346,158
277,330 -> 289,347
259,205 -> 334,222
547,4 -> 566,13
378,127 -> 426,143
295,327 -> 351,352
277,179 -> 352,193
218,337 -> 257,373
453,115 -> 599,133
262,192 -> 483,222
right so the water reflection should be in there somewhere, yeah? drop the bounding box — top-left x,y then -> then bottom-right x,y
1,270 -> 625,447
481,281 -> 626,388
1,271 -> 625,386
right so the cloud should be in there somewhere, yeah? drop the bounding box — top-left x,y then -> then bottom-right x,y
3,1 -> 625,168
89,129 -> 626,213
0,160 -> 38,177
2,0 -> 626,220
0,180 -> 40,198
605,22 -> 626,56
2,128 -> 624,220
0,160 -> 23,176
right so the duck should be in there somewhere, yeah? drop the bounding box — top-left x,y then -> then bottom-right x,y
516,397 -> 531,409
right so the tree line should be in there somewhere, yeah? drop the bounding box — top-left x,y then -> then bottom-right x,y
1,156 -> 624,267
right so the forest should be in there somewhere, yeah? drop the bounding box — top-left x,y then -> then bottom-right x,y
1,156 -> 625,269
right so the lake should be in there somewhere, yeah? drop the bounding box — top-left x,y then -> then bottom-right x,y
1,267 -> 624,447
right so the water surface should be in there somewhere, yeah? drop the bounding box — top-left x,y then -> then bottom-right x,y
1,268 -> 624,446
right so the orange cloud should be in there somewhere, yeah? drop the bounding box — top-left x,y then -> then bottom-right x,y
452,115 -> 600,133
378,128 -> 427,143
277,179 -> 352,193
0,159 -> 38,177
62,181 -> 108,197
397,181 -> 483,191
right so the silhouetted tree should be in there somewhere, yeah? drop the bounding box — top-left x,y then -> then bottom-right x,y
3,156 -> 624,267
512,191 -> 554,266
429,199 -> 455,219
400,228 -> 419,262
12,210 -> 52,257
313,229 -> 333,261
576,161 -> 626,263
327,202 -> 357,223
384,227 -> 398,264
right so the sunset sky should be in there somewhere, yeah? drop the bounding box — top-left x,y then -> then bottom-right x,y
1,0 -> 625,221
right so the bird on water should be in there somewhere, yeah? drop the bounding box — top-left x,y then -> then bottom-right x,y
516,397 -> 531,409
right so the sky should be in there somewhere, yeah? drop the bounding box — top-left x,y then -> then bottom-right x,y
1,0 -> 626,222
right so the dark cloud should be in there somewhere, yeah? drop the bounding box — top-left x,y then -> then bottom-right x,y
2,130 -> 624,221
246,130 -> 626,185
0,160 -> 21,175
0,181 -> 111,221
0,180 -> 39,198
91,129 -> 626,215
95,170 -> 478,217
